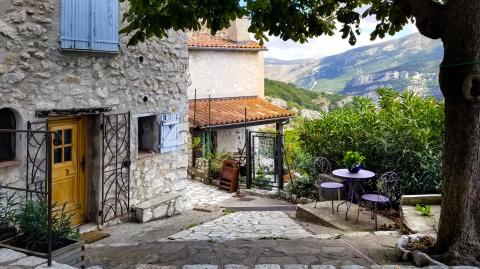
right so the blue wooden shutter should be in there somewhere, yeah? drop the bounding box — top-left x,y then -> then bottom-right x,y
60,0 -> 91,50
159,113 -> 181,153
91,0 -> 119,52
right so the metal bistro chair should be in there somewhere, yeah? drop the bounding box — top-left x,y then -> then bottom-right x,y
314,157 -> 344,214
356,171 -> 399,230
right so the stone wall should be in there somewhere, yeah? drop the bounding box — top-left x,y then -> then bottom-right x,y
187,50 -> 264,99
0,0 -> 190,219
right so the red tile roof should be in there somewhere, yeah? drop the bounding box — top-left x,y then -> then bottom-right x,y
187,32 -> 266,50
189,96 -> 295,128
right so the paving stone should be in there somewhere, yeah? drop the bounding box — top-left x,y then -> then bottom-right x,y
311,266 -> 336,269
373,231 -> 399,236
340,266 -> 364,269
322,247 -> 346,253
284,264 -> 309,269
35,261 -> 77,269
225,265 -> 249,269
343,232 -> 370,237
315,234 -> 337,239
136,265 -> 178,269
0,249 -> 27,264
183,265 -> 218,269
254,265 -> 281,269
11,255 -> 46,267
378,264 -> 418,269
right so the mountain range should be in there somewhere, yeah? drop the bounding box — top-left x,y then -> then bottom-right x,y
265,33 -> 444,98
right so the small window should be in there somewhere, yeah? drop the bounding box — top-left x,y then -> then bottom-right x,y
0,108 -> 16,162
138,116 -> 159,153
137,113 -> 181,155
52,129 -> 73,164
60,0 -> 119,52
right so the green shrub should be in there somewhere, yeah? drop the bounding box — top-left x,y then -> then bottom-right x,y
15,200 -> 80,250
208,151 -> 235,180
0,188 -> 18,232
285,176 -> 318,199
284,120 -> 314,176
297,88 -> 444,197
415,204 -> 433,216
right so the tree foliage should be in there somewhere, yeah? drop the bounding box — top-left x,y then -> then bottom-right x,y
120,0 -> 438,46
265,79 -> 344,111
294,89 -> 444,196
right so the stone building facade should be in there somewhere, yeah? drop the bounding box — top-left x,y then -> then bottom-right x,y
187,19 -> 294,180
0,0 -> 189,225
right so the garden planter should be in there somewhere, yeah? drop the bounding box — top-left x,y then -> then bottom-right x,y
0,227 -> 17,243
395,234 -> 445,267
0,238 -> 85,268
347,164 -> 361,173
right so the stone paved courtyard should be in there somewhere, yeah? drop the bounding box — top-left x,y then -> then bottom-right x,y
184,180 -> 236,209
165,211 -> 313,241
83,181 -> 410,268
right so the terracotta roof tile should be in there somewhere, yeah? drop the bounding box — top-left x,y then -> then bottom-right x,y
189,96 -> 295,128
187,32 -> 266,50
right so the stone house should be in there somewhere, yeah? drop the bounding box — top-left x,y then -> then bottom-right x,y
0,0 -> 189,226
187,19 -> 294,187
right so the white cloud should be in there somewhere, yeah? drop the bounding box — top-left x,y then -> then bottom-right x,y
264,23 -> 418,60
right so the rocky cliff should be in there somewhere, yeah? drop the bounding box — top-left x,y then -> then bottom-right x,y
265,33 -> 443,98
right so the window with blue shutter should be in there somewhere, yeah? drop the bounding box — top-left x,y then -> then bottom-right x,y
159,113 -> 181,153
60,0 -> 119,52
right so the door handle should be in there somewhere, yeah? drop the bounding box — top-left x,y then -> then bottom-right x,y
66,168 -> 70,175
81,155 -> 86,173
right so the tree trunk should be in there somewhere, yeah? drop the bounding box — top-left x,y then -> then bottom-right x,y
435,1 -> 480,265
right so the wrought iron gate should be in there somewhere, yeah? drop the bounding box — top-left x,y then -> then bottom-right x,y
246,131 -> 284,190
101,112 -> 131,224
26,120 -> 50,198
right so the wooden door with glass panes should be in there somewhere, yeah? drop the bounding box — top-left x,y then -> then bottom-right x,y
50,118 -> 86,226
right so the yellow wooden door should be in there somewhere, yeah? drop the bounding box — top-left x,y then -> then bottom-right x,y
50,118 -> 86,226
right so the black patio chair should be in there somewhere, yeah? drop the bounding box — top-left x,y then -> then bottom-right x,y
314,157 -> 344,213
355,171 -> 399,230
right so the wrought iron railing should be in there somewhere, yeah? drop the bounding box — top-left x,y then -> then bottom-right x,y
0,128 -> 53,266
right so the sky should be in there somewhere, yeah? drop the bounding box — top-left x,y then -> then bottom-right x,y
264,21 -> 419,61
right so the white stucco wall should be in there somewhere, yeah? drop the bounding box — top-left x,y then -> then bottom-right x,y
188,50 -> 264,99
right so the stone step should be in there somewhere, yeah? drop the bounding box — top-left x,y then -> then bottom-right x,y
132,264 -> 478,269
296,202 -> 394,231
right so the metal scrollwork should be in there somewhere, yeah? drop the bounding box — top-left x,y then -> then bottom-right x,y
101,112 -> 131,224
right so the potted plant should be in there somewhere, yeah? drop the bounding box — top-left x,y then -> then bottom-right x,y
4,199 -> 85,267
0,188 -> 18,242
343,151 -> 366,173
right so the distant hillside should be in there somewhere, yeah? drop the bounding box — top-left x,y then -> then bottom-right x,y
265,33 -> 443,98
264,79 -> 347,113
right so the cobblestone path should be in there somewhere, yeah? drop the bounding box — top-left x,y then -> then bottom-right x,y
86,238 -> 375,268
165,211 -> 313,241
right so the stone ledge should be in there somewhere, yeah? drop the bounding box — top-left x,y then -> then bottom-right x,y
400,194 -> 442,206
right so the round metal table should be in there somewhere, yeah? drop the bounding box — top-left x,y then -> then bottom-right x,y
332,168 -> 375,220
